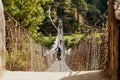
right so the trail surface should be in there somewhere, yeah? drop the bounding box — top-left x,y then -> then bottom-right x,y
1,70 -> 109,80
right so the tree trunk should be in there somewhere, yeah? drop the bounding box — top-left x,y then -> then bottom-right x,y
0,0 -> 5,70
108,0 -> 120,80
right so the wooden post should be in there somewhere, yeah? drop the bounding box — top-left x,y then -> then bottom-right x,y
0,0 -> 5,70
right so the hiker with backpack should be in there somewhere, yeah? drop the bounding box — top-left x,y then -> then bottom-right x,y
55,46 -> 62,60
58,19 -> 63,34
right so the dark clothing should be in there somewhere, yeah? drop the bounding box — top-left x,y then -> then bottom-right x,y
58,47 -> 62,53
57,52 -> 61,60
55,47 -> 62,60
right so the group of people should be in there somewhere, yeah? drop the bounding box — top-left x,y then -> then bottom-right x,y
55,19 -> 63,60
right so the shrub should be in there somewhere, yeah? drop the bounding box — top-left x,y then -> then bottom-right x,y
6,50 -> 30,71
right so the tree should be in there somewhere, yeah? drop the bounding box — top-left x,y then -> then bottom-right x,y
86,0 -> 108,26
86,0 -> 99,5
3,0 -> 53,40
96,0 -> 108,13
40,0 -> 77,35
86,4 -> 100,25
72,0 -> 88,23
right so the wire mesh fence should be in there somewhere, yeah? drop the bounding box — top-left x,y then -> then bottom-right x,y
5,15 -> 56,71
66,28 -> 108,71
5,13 -> 108,71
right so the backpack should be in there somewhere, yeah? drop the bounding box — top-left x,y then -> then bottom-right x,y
58,47 -> 62,52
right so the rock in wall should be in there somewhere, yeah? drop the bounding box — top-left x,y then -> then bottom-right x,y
0,0 -> 5,70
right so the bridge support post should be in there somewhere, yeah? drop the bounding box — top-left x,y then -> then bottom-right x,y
108,0 -> 120,80
0,0 -> 5,70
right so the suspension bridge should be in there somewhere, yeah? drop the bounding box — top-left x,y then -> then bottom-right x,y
45,18 -> 72,72
1,17 -> 109,80
0,3 -> 110,80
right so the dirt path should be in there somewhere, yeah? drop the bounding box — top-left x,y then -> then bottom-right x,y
1,70 -> 109,80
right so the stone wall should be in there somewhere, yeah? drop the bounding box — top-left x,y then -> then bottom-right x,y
0,0 -> 5,70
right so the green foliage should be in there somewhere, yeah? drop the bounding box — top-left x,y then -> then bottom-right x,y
3,0 -> 107,46
39,34 -> 84,49
40,0 -> 54,5
40,33 -> 103,49
6,50 -> 30,71
96,0 -> 107,13
40,0 -> 107,35
41,0 -> 77,35
40,33 -> 55,48
3,0 -> 53,40
72,0 -> 88,15
86,4 -> 101,25
73,22 -> 82,31
3,0 -> 108,37
64,34 -> 84,49
86,0 -> 99,5
86,0 -> 107,25
86,0 -> 107,13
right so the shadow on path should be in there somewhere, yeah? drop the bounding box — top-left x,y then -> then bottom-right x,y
60,70 -> 111,80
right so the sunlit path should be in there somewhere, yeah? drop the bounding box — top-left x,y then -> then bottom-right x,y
1,70 -> 109,80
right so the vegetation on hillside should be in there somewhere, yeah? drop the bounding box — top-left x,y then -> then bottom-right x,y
3,0 -> 107,39
40,0 -> 108,36
40,32 -> 103,49
3,0 -> 53,40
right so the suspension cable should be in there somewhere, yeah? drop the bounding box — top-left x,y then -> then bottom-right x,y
48,6 -> 58,30
94,10 -> 108,26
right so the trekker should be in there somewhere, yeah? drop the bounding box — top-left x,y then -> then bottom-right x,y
58,19 -> 63,33
55,46 -> 62,60
60,40 -> 62,45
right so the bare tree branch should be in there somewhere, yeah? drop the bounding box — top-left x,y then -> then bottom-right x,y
48,6 -> 58,30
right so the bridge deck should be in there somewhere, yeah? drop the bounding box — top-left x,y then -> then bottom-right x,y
1,70 -> 109,80
46,56 -> 72,72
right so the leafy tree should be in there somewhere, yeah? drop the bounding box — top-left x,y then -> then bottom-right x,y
3,0 -> 53,40
72,0 -> 88,22
86,0 -> 107,13
86,0 -> 99,5
86,4 -> 101,25
72,0 -> 88,13
86,0 -> 107,25
40,0 -> 77,35
3,0 -> 108,36
96,0 -> 108,13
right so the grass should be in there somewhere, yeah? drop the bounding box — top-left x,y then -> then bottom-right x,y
42,33 -> 103,49
63,34 -> 85,49
42,34 -> 85,49
64,34 -> 84,41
